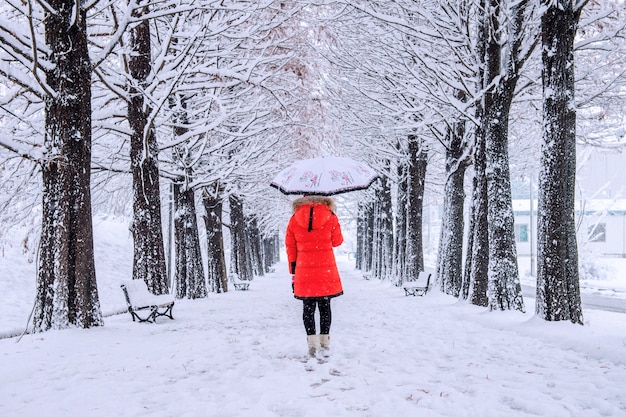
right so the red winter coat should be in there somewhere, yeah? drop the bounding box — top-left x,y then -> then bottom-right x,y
285,196 -> 344,299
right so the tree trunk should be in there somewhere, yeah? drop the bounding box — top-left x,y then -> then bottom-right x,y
469,126 -> 490,307
34,0 -> 103,331
466,0 -> 489,307
481,0 -> 526,312
356,202 -> 366,270
229,194 -> 253,281
202,185 -> 228,293
356,199 -> 375,274
173,181 -> 206,299
270,234 -> 280,267
262,234 -> 280,273
461,174 -> 476,301
394,154 -> 409,286
128,1 -> 168,294
381,175 -> 394,280
246,216 -> 265,277
485,95 -> 525,311
536,1 -> 583,324
370,187 -> 382,278
370,176 -> 394,280
405,134 -> 427,280
437,122 -> 469,297
365,200 -> 375,273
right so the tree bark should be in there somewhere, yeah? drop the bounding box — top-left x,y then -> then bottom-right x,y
536,1 -> 584,324
261,234 -> 279,273
394,153 -> 409,285
229,194 -> 253,281
34,0 -> 103,331
405,134 -> 427,280
462,174 -> 476,301
173,181 -> 206,299
484,94 -> 525,312
469,126 -> 490,307
128,1 -> 168,294
479,0 -> 528,312
355,201 -> 367,271
370,176 -> 394,280
202,185 -> 228,293
356,199 -> 375,274
246,216 -> 265,277
466,0 -> 489,307
437,122 -> 469,297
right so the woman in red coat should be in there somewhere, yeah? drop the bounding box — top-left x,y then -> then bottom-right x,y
285,195 -> 343,357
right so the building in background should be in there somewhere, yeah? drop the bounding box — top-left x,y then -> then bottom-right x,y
513,144 -> 626,260
513,199 -> 626,258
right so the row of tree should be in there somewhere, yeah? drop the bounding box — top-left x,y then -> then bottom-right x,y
1,0 -> 624,331
336,0 -> 624,324
0,0 -> 308,331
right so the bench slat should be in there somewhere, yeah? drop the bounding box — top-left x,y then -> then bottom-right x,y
120,280 -> 175,323
233,282 -> 250,290
402,271 -> 432,297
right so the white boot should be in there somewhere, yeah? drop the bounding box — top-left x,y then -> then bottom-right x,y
319,334 -> 330,351
306,335 -> 319,357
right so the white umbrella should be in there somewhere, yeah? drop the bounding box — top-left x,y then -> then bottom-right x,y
270,156 -> 378,196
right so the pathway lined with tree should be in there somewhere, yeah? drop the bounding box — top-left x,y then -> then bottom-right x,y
1,0 -> 624,331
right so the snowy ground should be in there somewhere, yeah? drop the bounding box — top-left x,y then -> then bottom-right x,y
1,218 -> 626,416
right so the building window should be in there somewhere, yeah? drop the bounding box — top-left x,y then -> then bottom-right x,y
588,223 -> 606,242
515,224 -> 529,242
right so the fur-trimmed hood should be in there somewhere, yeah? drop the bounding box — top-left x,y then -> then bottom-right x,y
292,195 -> 336,213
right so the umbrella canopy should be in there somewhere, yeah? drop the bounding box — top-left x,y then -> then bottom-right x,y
270,156 -> 378,196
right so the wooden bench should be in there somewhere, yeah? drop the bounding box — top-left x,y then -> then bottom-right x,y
403,271 -> 432,296
120,280 -> 175,323
233,282 -> 250,291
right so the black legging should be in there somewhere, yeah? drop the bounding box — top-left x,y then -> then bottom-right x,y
302,298 -> 331,336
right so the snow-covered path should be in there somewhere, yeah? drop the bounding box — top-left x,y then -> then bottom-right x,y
1,261 -> 625,417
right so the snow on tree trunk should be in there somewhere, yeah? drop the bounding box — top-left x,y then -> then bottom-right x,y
369,194 -> 381,278
479,0 -> 530,312
246,216 -> 265,277
462,175 -> 476,301
465,0 -> 489,307
355,203 -> 363,271
394,153 -> 409,286
370,176 -> 394,281
536,1 -> 583,324
355,202 -> 367,271
229,194 -> 253,281
485,97 -> 525,312
128,4 -> 168,295
263,234 -> 280,272
468,126 -> 490,307
173,181 -> 206,299
34,0 -> 103,331
356,199 -> 375,274
437,122 -> 469,297
202,185 -> 228,293
405,134 -> 427,281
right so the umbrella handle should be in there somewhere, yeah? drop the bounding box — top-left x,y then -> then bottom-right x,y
307,206 -> 314,232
